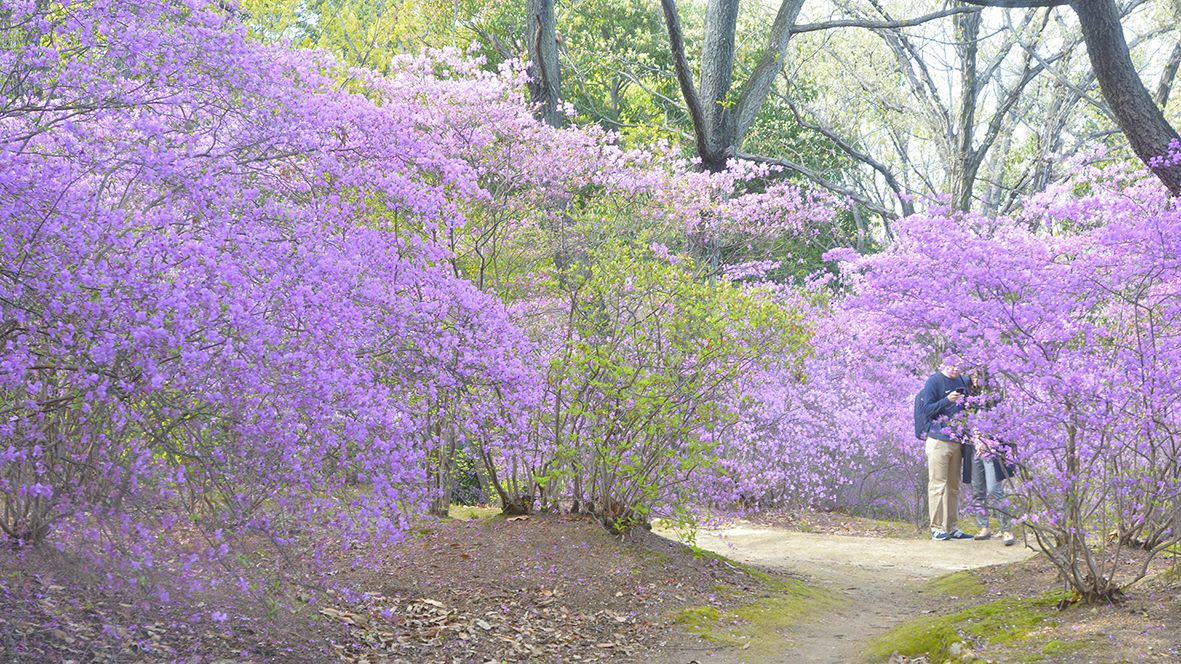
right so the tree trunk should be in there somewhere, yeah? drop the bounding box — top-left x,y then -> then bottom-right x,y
661,0 -> 804,173
1071,0 -> 1181,195
951,9 -> 981,211
430,419 -> 457,517
697,0 -> 742,172
526,0 -> 563,127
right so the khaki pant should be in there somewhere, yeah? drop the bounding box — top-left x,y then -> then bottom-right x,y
926,437 -> 961,533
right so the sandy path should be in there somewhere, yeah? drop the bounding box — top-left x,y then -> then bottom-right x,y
653,522 -> 1035,664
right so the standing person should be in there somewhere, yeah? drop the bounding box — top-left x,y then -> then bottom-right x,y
966,369 -> 1015,545
918,361 -> 974,540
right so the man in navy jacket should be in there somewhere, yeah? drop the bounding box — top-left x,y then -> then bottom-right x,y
918,362 -> 974,540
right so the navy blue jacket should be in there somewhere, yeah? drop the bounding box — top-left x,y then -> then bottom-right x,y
918,371 -> 970,441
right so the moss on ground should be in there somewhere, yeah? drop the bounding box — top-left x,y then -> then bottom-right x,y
671,572 -> 843,661
923,570 -> 985,598
869,518 -> 924,538
1040,638 -> 1086,657
447,505 -> 501,521
863,590 -> 1067,662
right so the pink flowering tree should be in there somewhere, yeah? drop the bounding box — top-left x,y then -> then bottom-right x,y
0,0 -> 538,585
834,156 -> 1181,601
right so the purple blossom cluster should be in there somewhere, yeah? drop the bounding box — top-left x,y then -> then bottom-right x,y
696,281 -> 927,519
0,0 -> 842,587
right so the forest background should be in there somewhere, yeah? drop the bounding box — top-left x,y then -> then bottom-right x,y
3,0 -> 1181,654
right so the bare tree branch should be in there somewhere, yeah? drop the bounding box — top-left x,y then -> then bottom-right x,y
773,84 -> 916,217
659,0 -> 709,164
735,150 -> 900,221
868,0 -> 954,142
604,65 -> 690,112
465,23 -> 517,61
959,0 -> 1069,7
789,6 -> 981,34
1155,41 -> 1181,109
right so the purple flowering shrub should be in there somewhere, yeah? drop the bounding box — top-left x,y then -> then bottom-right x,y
384,73 -> 845,522
835,156 -> 1181,600
0,0 -> 537,582
699,282 -> 930,522
472,152 -> 842,527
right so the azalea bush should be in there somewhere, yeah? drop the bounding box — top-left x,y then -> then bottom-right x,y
0,0 -> 539,585
0,0 -> 843,573
704,287 -> 930,522
19,0 -> 1181,617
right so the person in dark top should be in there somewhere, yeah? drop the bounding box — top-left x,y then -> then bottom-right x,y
918,361 -> 973,540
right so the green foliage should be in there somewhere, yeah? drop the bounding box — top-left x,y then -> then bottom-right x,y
544,236 -> 810,532
459,0 -> 687,143
740,94 -> 844,177
238,0 -> 461,72
559,0 -> 683,141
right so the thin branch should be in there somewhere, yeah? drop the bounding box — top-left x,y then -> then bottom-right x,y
659,0 -> 708,158
789,6 -> 981,34
868,0 -> 954,140
959,0 -> 1069,7
735,150 -> 900,221
465,23 -> 517,61
773,85 -> 915,216
1155,41 -> 1181,109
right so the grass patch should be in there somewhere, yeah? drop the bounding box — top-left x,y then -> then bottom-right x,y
447,505 -> 501,521
672,572 -> 843,662
1041,638 -> 1084,656
922,570 -> 985,598
864,590 -> 1068,662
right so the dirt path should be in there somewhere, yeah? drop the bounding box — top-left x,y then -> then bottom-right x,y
654,522 -> 1035,664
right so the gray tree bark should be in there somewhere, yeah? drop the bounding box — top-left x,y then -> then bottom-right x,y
526,0 -> 563,127
697,0 -> 742,172
661,0 -> 806,173
952,9 -> 981,211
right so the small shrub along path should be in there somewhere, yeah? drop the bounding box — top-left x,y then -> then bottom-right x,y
2,509 -> 1179,663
